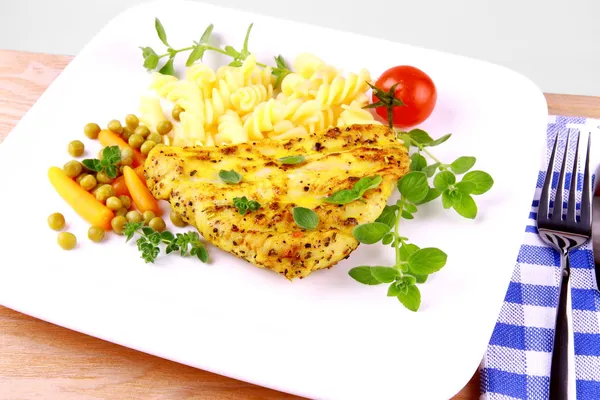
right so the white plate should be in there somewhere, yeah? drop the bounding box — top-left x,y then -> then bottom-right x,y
0,1 -> 548,399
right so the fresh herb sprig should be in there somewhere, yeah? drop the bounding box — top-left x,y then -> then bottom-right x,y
233,196 -> 261,215
398,128 -> 494,218
350,175 -> 449,311
123,222 -> 209,263
350,84 -> 495,311
140,18 -> 291,86
82,145 -> 121,178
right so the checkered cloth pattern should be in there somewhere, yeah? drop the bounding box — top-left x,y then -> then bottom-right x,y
480,116 -> 600,399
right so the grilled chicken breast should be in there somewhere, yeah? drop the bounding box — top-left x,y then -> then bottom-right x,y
145,124 -> 409,279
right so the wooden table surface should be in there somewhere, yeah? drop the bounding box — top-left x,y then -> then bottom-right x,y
1,49 -> 600,400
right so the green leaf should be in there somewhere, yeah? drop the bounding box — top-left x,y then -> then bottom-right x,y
428,133 -> 452,147
196,246 -> 209,262
410,153 -> 427,171
161,231 -> 175,242
415,187 -> 441,205
323,189 -> 359,205
414,274 -> 428,283
433,171 -> 456,191
224,45 -> 239,57
399,243 -> 419,262
462,171 -> 494,195
324,175 -> 382,205
229,59 -> 243,67
450,156 -> 476,174
452,193 -> 478,219
154,18 -> 169,46
441,190 -> 453,209
401,210 -> 414,219
397,285 -> 421,312
219,169 -> 242,184
348,266 -> 381,285
141,46 -> 157,58
199,24 -> 214,43
82,159 -> 102,172
278,155 -> 305,164
370,266 -> 400,283
159,57 -> 175,76
382,233 -> 394,245
408,129 -> 433,145
292,207 -> 319,230
102,145 -> 121,164
402,275 -> 417,286
456,181 -> 476,194
422,163 -> 440,177
143,53 -> 159,70
242,23 -> 253,56
387,283 -> 402,297
352,222 -> 391,244
140,47 -> 159,70
186,45 -> 206,66
404,203 -> 418,213
408,248 -> 448,275
398,134 -> 412,149
354,175 -> 383,194
104,164 -> 117,179
247,200 -> 261,212
233,196 -> 260,215
375,205 -> 398,229
397,171 -> 429,203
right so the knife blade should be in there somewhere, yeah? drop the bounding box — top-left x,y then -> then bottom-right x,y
592,168 -> 600,288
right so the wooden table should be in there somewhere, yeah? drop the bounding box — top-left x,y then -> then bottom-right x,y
1,50 -> 599,400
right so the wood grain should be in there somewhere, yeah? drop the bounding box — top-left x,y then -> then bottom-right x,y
1,49 -> 595,400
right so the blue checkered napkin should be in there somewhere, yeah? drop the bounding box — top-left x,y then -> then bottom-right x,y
480,116 -> 600,400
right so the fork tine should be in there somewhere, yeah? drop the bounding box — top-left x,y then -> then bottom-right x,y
540,133 -> 560,220
567,131 -> 581,222
580,133 -> 592,226
552,130 -> 571,221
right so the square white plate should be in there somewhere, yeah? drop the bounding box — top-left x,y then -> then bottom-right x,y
0,1 -> 548,399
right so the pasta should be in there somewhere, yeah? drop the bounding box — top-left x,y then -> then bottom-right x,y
230,84 -> 273,115
217,110 -> 247,144
337,100 -> 381,126
141,51 -> 377,148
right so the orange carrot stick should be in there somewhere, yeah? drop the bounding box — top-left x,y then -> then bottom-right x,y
113,165 -> 145,196
48,166 -> 114,230
98,129 -> 146,167
123,165 -> 161,215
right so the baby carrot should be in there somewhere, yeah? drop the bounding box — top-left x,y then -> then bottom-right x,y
123,165 -> 161,215
98,129 -> 146,167
48,166 -> 114,230
113,165 -> 145,196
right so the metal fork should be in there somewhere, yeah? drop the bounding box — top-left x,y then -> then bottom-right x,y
537,129 -> 592,400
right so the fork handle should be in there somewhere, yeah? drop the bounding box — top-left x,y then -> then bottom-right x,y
549,255 -> 576,399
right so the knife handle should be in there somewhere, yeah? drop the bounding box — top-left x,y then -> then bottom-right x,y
549,255 -> 576,400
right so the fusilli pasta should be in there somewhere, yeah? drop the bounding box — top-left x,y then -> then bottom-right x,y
143,51 -> 376,148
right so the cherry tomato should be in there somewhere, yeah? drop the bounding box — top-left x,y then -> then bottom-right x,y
372,65 -> 437,128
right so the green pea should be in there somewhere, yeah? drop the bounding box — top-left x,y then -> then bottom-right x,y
63,160 -> 83,178
68,140 -> 85,157
57,232 -> 77,250
157,120 -> 173,135
108,119 -> 123,134
88,226 -> 105,243
84,123 -> 101,139
48,213 -> 65,231
125,114 -> 139,130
